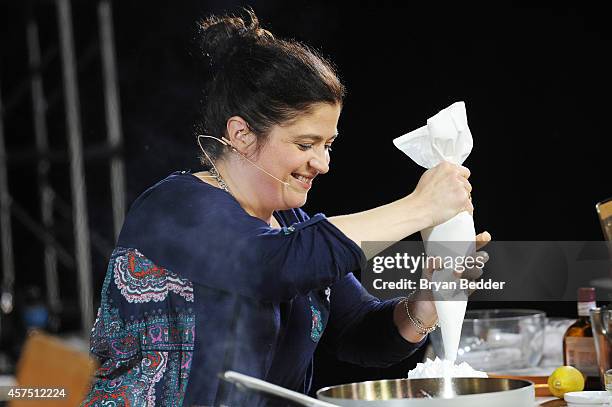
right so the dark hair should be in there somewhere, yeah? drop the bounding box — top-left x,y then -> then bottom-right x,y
196,9 -> 345,165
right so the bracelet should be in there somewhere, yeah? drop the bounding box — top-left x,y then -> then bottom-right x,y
402,294 -> 439,335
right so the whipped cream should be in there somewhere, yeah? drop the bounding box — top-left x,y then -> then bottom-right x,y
408,357 -> 488,379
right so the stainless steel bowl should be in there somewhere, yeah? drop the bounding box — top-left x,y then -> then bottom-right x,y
317,377 -> 534,406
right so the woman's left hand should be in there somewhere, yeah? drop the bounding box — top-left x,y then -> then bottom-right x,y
395,231 -> 492,342
420,231 -> 491,286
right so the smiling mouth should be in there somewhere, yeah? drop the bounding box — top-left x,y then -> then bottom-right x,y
291,173 -> 313,187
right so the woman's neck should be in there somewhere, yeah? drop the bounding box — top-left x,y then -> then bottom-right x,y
209,158 -> 275,225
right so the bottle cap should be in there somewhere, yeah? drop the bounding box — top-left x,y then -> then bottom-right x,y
578,287 -> 596,302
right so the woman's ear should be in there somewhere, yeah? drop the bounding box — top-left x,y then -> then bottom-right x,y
226,116 -> 256,153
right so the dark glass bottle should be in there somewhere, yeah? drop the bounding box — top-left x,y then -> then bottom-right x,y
563,287 -> 600,390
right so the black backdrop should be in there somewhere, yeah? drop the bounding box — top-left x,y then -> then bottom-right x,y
1,0 -> 610,391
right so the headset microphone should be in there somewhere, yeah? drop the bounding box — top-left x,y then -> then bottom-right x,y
197,135 -> 304,193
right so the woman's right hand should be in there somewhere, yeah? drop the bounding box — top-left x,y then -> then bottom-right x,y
328,162 -> 472,252
412,161 -> 473,228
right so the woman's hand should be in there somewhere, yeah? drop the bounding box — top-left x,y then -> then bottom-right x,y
421,231 -> 491,284
412,161 -> 473,228
327,162 -> 472,256
394,231 -> 492,343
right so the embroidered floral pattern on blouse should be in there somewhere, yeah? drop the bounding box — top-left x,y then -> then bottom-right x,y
113,248 -> 194,303
282,225 -> 296,235
310,304 -> 323,342
82,247 -> 195,407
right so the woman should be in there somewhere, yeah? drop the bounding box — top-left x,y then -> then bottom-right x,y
82,10 -> 489,407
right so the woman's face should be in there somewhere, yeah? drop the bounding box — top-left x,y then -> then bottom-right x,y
249,102 -> 341,211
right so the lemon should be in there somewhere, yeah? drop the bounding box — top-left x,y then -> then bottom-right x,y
547,366 -> 585,398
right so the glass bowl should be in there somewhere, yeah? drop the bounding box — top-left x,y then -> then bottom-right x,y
429,309 -> 546,372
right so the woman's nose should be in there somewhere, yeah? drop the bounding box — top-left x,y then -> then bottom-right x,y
309,149 -> 330,174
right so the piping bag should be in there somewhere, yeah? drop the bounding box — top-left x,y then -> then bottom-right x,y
393,101 -> 475,362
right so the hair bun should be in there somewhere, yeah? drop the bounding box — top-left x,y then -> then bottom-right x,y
197,9 -> 273,69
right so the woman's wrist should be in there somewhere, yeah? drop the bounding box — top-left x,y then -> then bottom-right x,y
393,291 -> 438,343
404,299 -> 437,335
407,294 -> 438,326
402,192 -> 434,231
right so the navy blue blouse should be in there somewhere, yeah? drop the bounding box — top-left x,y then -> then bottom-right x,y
82,172 -> 424,407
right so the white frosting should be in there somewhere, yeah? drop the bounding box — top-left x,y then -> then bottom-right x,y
408,357 -> 488,379
434,300 -> 468,362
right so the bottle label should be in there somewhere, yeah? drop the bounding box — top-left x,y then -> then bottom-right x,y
565,337 -> 599,376
578,301 -> 597,317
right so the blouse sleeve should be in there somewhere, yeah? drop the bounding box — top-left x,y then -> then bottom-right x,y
117,175 -> 366,302
320,273 -> 426,367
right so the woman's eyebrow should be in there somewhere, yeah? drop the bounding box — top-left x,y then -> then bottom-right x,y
294,133 -> 339,141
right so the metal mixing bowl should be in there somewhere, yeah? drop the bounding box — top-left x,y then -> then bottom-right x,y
317,377 -> 534,406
